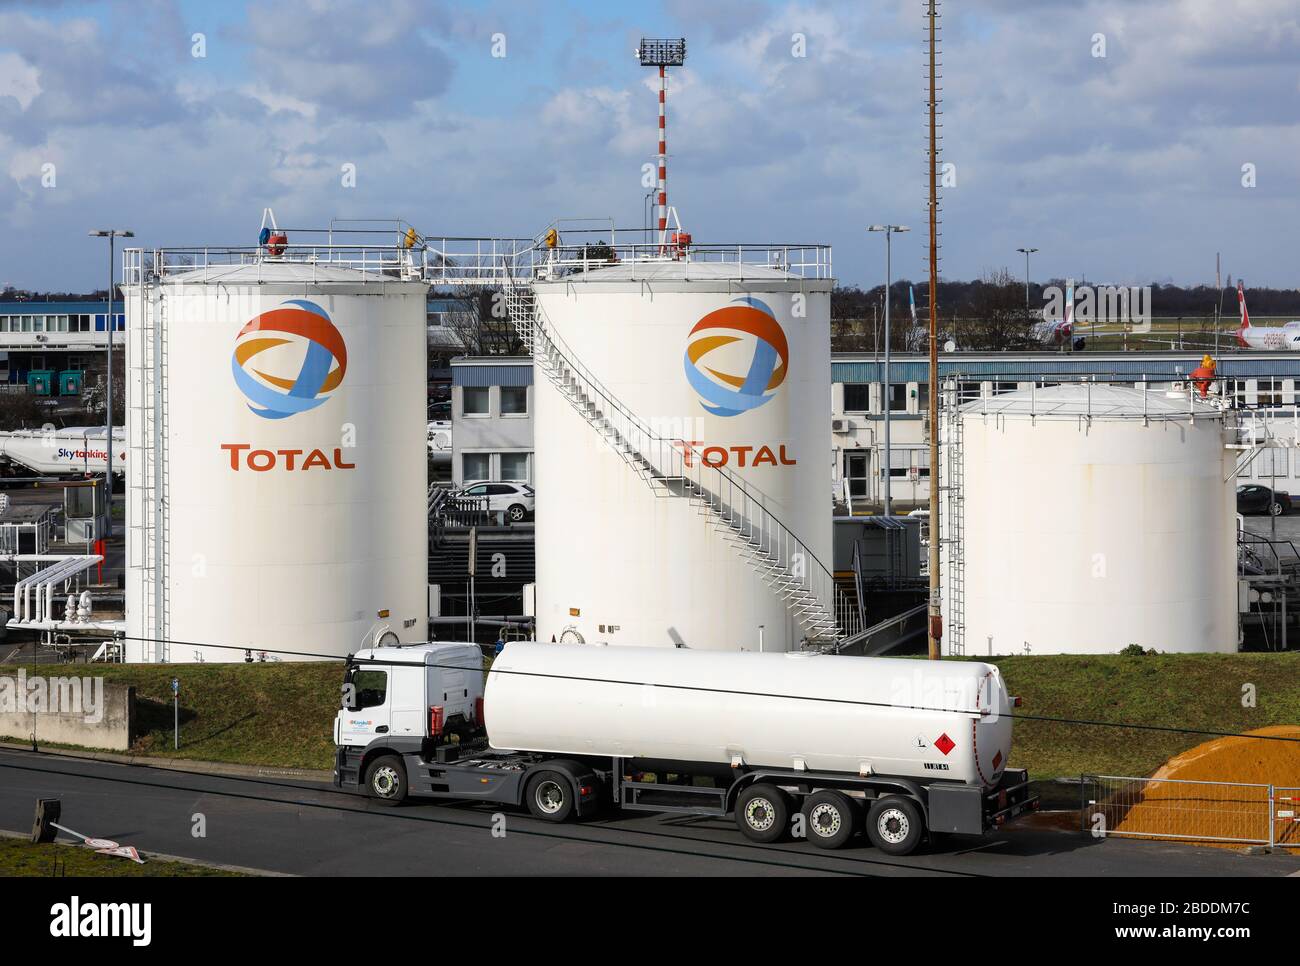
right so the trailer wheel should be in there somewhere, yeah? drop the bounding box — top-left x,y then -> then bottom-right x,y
365,755 -> 407,806
735,784 -> 791,844
802,790 -> 859,850
867,796 -> 923,856
526,770 -> 575,822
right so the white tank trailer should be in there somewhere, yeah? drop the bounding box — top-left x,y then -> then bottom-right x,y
941,384 -> 1237,656
333,643 -> 1037,854
531,262 -> 832,652
124,262 -> 429,663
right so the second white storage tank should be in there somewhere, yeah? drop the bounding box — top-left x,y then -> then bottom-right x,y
530,261 -> 833,652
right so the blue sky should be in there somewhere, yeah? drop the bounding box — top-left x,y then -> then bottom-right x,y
1,0 -> 1298,292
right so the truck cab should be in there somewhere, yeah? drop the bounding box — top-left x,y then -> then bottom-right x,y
335,642 -> 484,769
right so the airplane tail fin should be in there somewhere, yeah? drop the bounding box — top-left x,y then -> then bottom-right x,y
1237,280 -> 1251,347
1063,279 -> 1074,333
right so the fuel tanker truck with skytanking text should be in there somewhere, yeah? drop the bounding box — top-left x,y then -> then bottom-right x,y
333,643 -> 1037,855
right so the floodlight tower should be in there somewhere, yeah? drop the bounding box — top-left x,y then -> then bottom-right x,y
638,38 -> 686,249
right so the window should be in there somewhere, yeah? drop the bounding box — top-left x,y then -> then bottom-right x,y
882,448 -> 909,478
1257,448 -> 1286,479
462,386 -> 489,416
347,670 -> 388,710
915,448 -> 931,479
462,453 -> 490,482
1258,379 -> 1282,407
500,386 -> 528,415
500,451 -> 529,481
916,383 -> 929,413
886,383 -> 908,412
843,383 -> 870,413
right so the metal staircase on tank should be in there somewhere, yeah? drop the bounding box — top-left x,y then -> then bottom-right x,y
127,265 -> 171,662
502,272 -> 860,648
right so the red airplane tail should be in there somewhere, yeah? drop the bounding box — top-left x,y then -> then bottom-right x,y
1237,280 -> 1251,347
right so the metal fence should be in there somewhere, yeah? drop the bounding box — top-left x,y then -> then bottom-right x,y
1081,774 -> 1289,847
1276,788 -> 1300,848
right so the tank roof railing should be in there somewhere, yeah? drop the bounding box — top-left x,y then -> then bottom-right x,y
942,372 -> 1234,423
122,224 -> 833,287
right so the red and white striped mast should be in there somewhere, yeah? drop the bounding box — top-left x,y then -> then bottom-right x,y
639,38 -> 686,254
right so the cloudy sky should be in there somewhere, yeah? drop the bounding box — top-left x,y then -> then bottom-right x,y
1,0 -> 1297,293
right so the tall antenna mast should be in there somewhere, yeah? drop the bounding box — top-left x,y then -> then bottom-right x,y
638,38 -> 686,250
926,0 -> 943,660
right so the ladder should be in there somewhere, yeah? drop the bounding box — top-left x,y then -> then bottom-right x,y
945,400 -> 965,656
504,275 -> 858,646
128,270 -> 170,662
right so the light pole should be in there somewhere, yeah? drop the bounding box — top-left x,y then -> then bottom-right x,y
868,225 -> 910,517
1016,247 -> 1038,310
89,229 -> 133,534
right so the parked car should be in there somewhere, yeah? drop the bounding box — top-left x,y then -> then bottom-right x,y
1237,484 -> 1292,516
458,481 -> 534,522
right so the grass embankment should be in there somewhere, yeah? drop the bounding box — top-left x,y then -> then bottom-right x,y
9,662 -> 343,770
0,837 -> 246,877
7,653 -> 1299,780
989,652 -> 1300,779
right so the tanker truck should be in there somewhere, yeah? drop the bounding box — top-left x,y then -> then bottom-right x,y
333,642 -> 1037,855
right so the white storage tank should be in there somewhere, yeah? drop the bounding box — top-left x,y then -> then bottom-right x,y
124,262 -> 429,663
941,384 -> 1237,656
531,261 -> 832,652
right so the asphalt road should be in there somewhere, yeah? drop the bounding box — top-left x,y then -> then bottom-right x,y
3,750 -> 1298,877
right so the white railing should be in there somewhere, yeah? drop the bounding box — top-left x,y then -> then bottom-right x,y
123,220 -> 833,290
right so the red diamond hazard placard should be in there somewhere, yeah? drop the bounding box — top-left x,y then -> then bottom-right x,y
992,750 -> 1003,770
934,732 -> 955,756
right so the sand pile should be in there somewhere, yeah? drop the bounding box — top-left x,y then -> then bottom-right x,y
1108,725 -> 1300,848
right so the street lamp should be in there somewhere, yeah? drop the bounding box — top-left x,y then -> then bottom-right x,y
1016,247 -> 1038,310
868,225 -> 910,517
88,229 -> 133,534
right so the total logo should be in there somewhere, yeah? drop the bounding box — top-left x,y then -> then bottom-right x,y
684,296 -> 789,417
222,299 -> 355,472
231,299 -> 346,420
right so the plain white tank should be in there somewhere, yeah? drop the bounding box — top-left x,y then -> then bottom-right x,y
486,643 -> 1012,788
124,262 -> 429,663
941,384 -> 1237,656
531,262 -> 832,652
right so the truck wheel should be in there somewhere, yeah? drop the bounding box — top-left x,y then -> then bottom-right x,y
365,755 -> 407,806
735,784 -> 791,843
803,790 -> 860,850
867,796 -> 923,856
526,771 -> 575,822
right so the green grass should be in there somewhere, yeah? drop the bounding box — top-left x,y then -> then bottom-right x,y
988,652 -> 1300,779
9,653 -> 1300,781
0,837 -> 247,877
11,662 -> 343,770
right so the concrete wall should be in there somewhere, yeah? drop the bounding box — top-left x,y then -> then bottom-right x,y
0,673 -> 134,751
